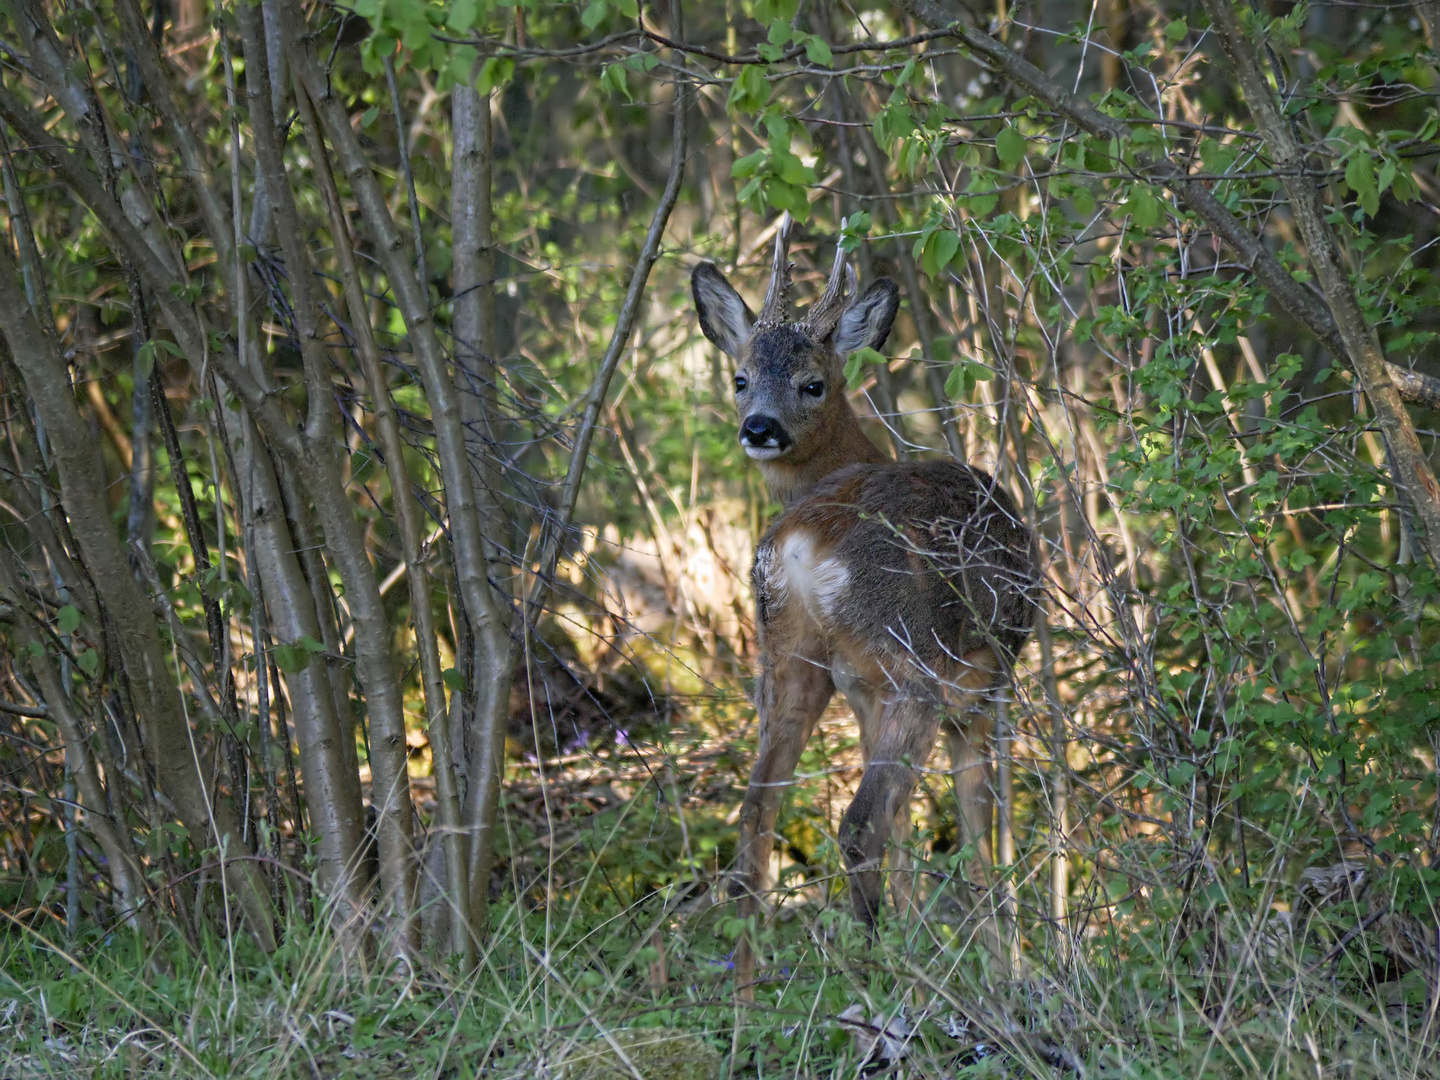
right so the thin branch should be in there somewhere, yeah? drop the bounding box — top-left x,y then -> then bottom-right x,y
895,0 -> 1440,416
1201,0 -> 1440,570
527,21 -> 689,616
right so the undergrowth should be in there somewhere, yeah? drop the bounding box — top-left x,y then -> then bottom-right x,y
4,749 -> 1438,1080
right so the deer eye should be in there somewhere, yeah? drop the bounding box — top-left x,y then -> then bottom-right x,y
734,374 -> 748,394
800,380 -> 824,398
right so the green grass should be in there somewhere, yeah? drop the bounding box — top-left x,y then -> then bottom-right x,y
4,779 -> 1439,1079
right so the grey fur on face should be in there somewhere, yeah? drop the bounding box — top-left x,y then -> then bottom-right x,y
691,261 -> 898,466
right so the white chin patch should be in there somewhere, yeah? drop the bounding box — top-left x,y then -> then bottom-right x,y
744,444 -> 787,461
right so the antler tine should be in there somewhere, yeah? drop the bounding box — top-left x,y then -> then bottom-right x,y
756,211 -> 793,326
801,218 -> 856,340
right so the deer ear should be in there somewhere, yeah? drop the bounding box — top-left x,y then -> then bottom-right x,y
832,279 -> 900,357
691,262 -> 754,358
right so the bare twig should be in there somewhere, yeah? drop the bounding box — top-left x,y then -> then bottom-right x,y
527,13 -> 689,616
895,0 -> 1440,421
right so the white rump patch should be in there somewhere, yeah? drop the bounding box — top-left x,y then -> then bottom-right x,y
779,531 -> 850,623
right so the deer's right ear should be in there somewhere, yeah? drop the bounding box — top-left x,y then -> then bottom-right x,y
833,278 -> 900,357
691,262 -> 754,358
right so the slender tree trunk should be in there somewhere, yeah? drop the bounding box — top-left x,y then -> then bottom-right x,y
450,73 -> 503,950
224,409 -> 368,918
297,77 -> 471,959
239,3 -> 418,945
451,67 -> 520,940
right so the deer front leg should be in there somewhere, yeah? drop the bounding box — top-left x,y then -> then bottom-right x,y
732,645 -> 832,998
838,688 -> 944,931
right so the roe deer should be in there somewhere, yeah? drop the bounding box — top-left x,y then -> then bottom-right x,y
691,216 -> 1039,994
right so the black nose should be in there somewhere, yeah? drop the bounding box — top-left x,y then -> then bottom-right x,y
740,415 -> 787,447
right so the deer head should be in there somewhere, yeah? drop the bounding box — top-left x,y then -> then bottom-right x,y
691,215 -> 901,506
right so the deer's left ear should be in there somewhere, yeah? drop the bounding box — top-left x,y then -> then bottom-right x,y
691,262 -> 755,358
832,279 -> 900,356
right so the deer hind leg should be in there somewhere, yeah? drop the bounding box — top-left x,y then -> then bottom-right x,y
843,674 -> 922,922
944,647 -> 1009,969
732,642 -> 833,997
838,685 -> 945,932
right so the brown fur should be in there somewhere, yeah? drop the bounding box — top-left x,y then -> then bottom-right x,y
691,250 -> 1039,997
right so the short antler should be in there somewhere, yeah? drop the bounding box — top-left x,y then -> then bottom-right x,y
800,218 -> 857,340
755,212 -> 793,327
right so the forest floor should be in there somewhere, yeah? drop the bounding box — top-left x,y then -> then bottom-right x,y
3,699 -> 1439,1078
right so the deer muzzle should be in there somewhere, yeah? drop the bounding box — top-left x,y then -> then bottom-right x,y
739,414 -> 791,459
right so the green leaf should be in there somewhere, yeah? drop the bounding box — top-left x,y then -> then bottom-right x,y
804,36 -> 832,66
1164,17 -> 1188,41
56,605 -> 81,634
764,178 -> 808,217
1071,185 -> 1096,218
873,99 -> 916,148
754,0 -> 799,21
731,149 -> 766,178
400,9 -> 432,51
273,644 -> 307,674
445,0 -> 477,32
600,62 -> 631,101
964,192 -> 997,216
728,65 -> 770,113
1126,187 -> 1161,229
475,56 -> 514,94
361,106 -> 380,129
995,125 -> 1026,168
844,347 -> 886,390
76,648 -> 99,677
839,211 -> 871,251
944,360 -> 990,399
581,0 -> 607,30
135,341 -> 156,378
447,45 -> 478,84
945,363 -> 967,399
1377,157 -> 1396,195
922,230 -> 961,277
776,151 -> 815,186
300,636 -> 327,654
442,667 -> 466,691
1345,151 -> 1379,216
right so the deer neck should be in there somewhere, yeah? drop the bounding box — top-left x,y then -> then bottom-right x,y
757,403 -> 888,509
